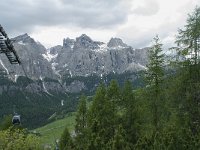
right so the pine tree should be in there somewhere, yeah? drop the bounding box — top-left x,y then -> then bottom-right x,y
75,95 -> 87,134
112,125 -> 129,150
75,95 -> 88,150
176,6 -> 200,66
175,6 -> 200,134
146,35 -> 165,132
122,80 -> 138,146
107,80 -> 120,101
107,80 -> 121,138
0,114 -> 12,130
59,127 -> 74,150
122,80 -> 133,107
87,83 -> 115,149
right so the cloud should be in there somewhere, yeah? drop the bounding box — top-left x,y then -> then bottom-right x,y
0,0 -> 132,35
1,0 -> 200,49
117,0 -> 200,49
117,18 -> 185,49
132,0 -> 160,16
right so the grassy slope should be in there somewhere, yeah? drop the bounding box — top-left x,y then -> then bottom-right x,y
33,113 -> 76,147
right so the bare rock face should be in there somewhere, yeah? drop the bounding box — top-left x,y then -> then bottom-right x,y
63,38 -> 75,49
50,34 -> 149,77
134,47 -> 149,66
65,80 -> 86,93
107,37 -> 128,48
74,34 -> 100,50
0,33 -> 55,80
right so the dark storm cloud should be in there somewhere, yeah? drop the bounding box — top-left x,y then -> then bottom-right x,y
0,0 -> 131,34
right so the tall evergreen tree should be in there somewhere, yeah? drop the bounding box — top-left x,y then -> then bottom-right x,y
60,127 -> 74,150
122,80 -> 138,146
176,6 -> 200,66
75,95 -> 87,134
175,6 -> 200,134
112,125 -> 129,150
146,35 -> 165,132
121,80 -> 133,107
75,95 -> 88,150
0,114 -> 12,131
107,80 -> 121,138
87,83 -> 116,149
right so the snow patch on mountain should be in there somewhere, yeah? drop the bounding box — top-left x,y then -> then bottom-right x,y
14,74 -> 19,82
18,41 -> 26,45
69,70 -> 73,77
40,76 -> 52,95
70,44 -> 74,49
0,58 -> 9,74
52,63 -> 61,78
137,63 -> 147,70
42,51 -> 58,62
108,45 -> 129,50
63,64 -> 68,68
93,43 -> 108,52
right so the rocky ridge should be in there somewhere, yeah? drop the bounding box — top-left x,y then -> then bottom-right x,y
0,33 -> 149,94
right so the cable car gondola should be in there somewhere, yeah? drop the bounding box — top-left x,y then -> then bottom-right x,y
12,105 -> 21,125
12,113 -> 21,125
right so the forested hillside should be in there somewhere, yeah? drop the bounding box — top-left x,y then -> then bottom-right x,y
0,71 -> 143,129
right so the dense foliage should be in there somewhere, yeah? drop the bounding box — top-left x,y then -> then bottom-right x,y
0,128 -> 41,150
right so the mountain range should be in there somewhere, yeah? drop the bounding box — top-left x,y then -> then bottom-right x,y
1,34 -> 148,77
0,33 -> 148,94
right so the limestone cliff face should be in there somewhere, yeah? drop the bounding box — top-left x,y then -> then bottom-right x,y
0,33 -> 55,80
50,34 -> 149,77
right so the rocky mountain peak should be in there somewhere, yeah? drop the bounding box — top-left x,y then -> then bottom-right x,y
74,34 -> 99,49
107,37 -> 128,48
12,33 -> 35,44
63,37 -> 75,48
77,34 -> 92,41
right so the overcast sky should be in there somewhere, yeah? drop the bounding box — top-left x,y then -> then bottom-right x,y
1,0 -> 200,48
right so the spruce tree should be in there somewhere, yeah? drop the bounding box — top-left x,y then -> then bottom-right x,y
146,35 -> 165,132
175,6 -> 200,134
75,95 -> 87,134
0,114 -> 12,130
59,127 -> 74,150
107,80 -> 121,137
87,83 -> 115,149
75,95 -> 88,150
122,80 -> 138,146
112,125 -> 129,150
176,6 -> 200,66
122,80 -> 133,107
